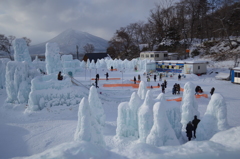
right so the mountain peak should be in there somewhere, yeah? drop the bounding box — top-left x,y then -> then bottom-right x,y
29,29 -> 109,56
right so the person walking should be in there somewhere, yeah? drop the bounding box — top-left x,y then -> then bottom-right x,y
210,87 -> 215,96
105,72 -> 109,80
159,73 -> 162,81
96,74 -> 99,81
178,74 -> 181,80
164,79 -> 167,88
172,85 -> 176,95
134,76 -> 136,84
161,83 -> 165,93
186,121 -> 193,141
192,115 -> 200,138
138,74 -> 141,81
154,74 -> 157,82
95,78 -> 99,88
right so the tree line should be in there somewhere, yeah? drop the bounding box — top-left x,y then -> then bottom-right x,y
107,0 -> 240,60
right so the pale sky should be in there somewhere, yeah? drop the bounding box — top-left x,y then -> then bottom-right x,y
0,0 -> 178,45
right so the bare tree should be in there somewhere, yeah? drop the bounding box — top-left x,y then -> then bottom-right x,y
0,34 -> 14,60
83,43 -> 95,53
22,37 -> 31,46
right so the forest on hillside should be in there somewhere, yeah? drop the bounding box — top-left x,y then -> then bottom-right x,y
107,0 -> 240,60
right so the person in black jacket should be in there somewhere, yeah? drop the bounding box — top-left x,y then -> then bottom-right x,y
58,71 -> 63,80
192,115 -> 200,138
186,121 -> 193,141
210,87 -> 215,96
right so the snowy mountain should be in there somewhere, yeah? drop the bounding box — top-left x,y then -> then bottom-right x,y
28,29 -> 109,56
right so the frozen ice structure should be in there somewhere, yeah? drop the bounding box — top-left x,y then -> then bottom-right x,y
0,58 -> 10,89
5,62 -> 29,103
32,56 -> 46,74
137,81 -> 147,100
74,97 -> 92,142
116,92 -> 142,138
197,93 -> 229,140
138,90 -> 154,143
156,93 -> 182,139
5,38 -> 40,104
146,101 -> 180,147
12,38 -> 32,64
74,96 -> 105,146
128,92 -> 142,137
61,55 -> 80,76
180,82 -> 200,130
88,86 -> 106,129
116,102 -> 131,137
27,74 -> 82,111
45,42 -> 62,74
89,60 -> 96,69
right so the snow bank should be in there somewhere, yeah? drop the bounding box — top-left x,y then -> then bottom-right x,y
210,126 -> 240,150
20,141 -> 126,159
198,93 -> 229,140
181,82 -> 200,130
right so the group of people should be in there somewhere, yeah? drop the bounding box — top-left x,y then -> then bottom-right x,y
161,79 -> 167,93
172,83 -> 181,95
186,115 -> 201,141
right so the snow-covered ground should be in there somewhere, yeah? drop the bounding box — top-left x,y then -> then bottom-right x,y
0,60 -> 240,159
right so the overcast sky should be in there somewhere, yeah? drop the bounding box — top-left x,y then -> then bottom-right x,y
0,0 -> 178,45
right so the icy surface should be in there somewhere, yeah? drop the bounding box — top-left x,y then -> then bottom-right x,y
198,93 -> 229,140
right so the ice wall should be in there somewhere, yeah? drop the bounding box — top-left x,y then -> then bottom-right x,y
61,55 -> 79,76
146,101 -> 179,147
27,74 -> 83,111
0,58 -> 10,89
12,38 -> 32,64
138,90 -> 154,143
180,82 -> 200,130
197,93 -> 229,140
45,42 -> 62,74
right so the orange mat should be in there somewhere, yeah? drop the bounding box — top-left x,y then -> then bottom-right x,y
91,78 -> 121,80
147,86 -> 160,88
166,94 -> 208,102
130,80 -> 141,83
110,69 -> 117,71
103,83 -> 139,88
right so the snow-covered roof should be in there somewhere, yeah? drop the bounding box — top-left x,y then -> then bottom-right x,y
233,67 -> 240,70
140,51 -> 168,53
156,60 -> 208,64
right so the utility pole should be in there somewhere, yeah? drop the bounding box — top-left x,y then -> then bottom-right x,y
76,45 -> 79,60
